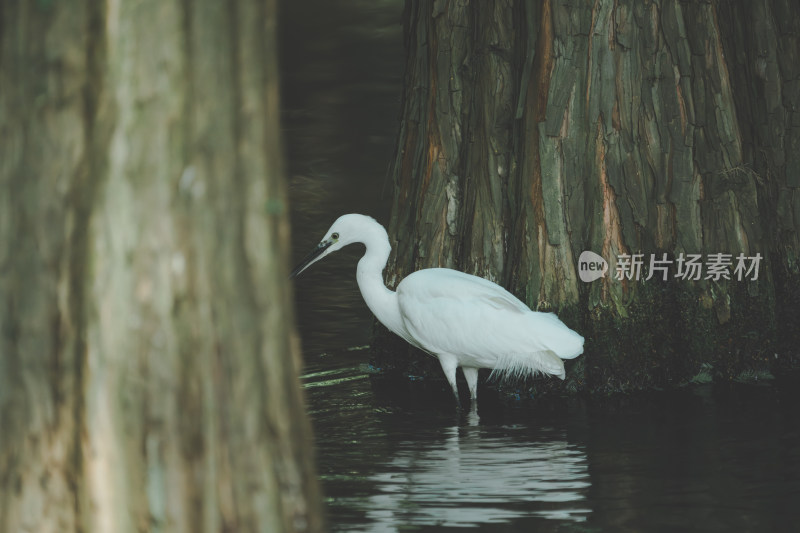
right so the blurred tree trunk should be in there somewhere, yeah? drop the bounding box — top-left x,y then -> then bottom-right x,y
0,1 -> 322,532
380,0 -> 800,393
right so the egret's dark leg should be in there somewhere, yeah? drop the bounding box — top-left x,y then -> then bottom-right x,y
462,367 -> 479,407
436,354 -> 461,408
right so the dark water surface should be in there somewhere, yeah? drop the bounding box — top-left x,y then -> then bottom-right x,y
302,353 -> 800,532
280,2 -> 800,531
281,0 -> 401,356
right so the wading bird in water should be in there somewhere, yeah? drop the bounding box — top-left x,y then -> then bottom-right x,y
290,214 -> 584,409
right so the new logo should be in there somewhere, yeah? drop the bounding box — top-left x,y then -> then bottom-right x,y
578,251 -> 608,282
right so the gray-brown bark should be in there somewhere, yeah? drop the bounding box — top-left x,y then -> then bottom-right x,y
380,0 -> 800,393
0,1 -> 322,531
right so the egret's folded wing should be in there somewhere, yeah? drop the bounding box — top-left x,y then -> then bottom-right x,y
397,269 -> 546,358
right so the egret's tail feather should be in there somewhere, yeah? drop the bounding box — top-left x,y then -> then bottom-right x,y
543,328 -> 584,360
488,351 -> 566,382
556,331 -> 584,359
528,313 -> 585,360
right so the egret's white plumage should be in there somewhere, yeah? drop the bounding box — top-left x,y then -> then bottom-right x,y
291,214 -> 584,407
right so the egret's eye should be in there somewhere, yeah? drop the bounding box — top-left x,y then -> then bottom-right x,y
331,232 -> 339,240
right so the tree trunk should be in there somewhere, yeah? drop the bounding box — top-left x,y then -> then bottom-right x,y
0,1 -> 322,532
379,0 -> 800,394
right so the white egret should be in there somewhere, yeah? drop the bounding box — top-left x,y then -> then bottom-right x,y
290,214 -> 584,408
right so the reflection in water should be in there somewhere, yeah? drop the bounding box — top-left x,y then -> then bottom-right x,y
366,426 -> 590,527
304,352 -> 800,532
303,351 -> 594,531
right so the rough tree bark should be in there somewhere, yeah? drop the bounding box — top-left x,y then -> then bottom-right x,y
378,0 -> 800,395
0,1 -> 322,532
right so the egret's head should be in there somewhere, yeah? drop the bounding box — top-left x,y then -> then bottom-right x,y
289,214 -> 377,278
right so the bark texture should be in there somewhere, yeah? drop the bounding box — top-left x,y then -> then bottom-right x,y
0,1 -> 322,531
380,0 -> 800,393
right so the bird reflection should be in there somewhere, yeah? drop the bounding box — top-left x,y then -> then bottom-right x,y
362,425 -> 591,528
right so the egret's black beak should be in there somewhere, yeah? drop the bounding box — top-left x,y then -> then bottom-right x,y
289,240 -> 333,279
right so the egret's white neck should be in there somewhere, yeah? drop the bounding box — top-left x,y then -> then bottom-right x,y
354,222 -> 406,337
